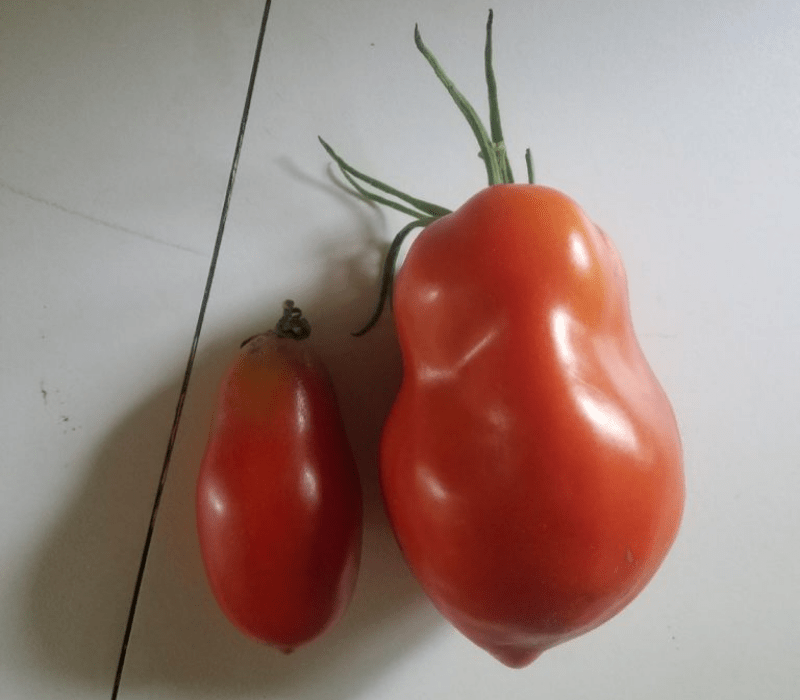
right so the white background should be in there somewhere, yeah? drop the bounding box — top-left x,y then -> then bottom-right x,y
2,0 -> 798,698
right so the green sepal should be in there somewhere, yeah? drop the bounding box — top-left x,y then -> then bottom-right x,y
352,217 -> 439,336
319,137 -> 450,218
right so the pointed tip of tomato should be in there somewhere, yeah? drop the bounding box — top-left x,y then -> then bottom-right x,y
487,645 -> 545,669
278,645 -> 296,655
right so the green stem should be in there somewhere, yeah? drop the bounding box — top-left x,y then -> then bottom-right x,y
320,12 -> 536,336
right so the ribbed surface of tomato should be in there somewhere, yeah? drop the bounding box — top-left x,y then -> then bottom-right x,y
381,184 -> 684,667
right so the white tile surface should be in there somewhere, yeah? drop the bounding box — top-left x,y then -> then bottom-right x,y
2,0 -> 799,698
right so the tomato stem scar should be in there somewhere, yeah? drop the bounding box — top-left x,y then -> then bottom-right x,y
275,300 -> 312,340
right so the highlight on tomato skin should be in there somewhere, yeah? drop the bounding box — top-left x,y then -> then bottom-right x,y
381,185 -> 685,667
196,302 -> 363,652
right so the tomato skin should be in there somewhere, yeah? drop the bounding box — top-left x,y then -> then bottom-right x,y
196,331 -> 362,651
381,184 -> 684,667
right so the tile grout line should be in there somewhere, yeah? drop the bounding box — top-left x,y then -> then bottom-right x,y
0,178 -> 205,256
109,1 -> 274,697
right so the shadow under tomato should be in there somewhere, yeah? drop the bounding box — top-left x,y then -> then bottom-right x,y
15,380 -> 183,693
17,167 -> 441,698
115,295 -> 440,699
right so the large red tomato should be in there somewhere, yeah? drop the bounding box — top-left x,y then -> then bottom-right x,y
196,302 -> 362,652
321,12 -> 684,667
381,185 -> 684,667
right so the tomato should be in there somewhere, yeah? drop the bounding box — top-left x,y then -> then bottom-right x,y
196,302 -> 362,651
381,185 -> 684,667
321,11 -> 684,667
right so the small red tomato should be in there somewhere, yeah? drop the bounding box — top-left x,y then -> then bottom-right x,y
196,301 -> 362,652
